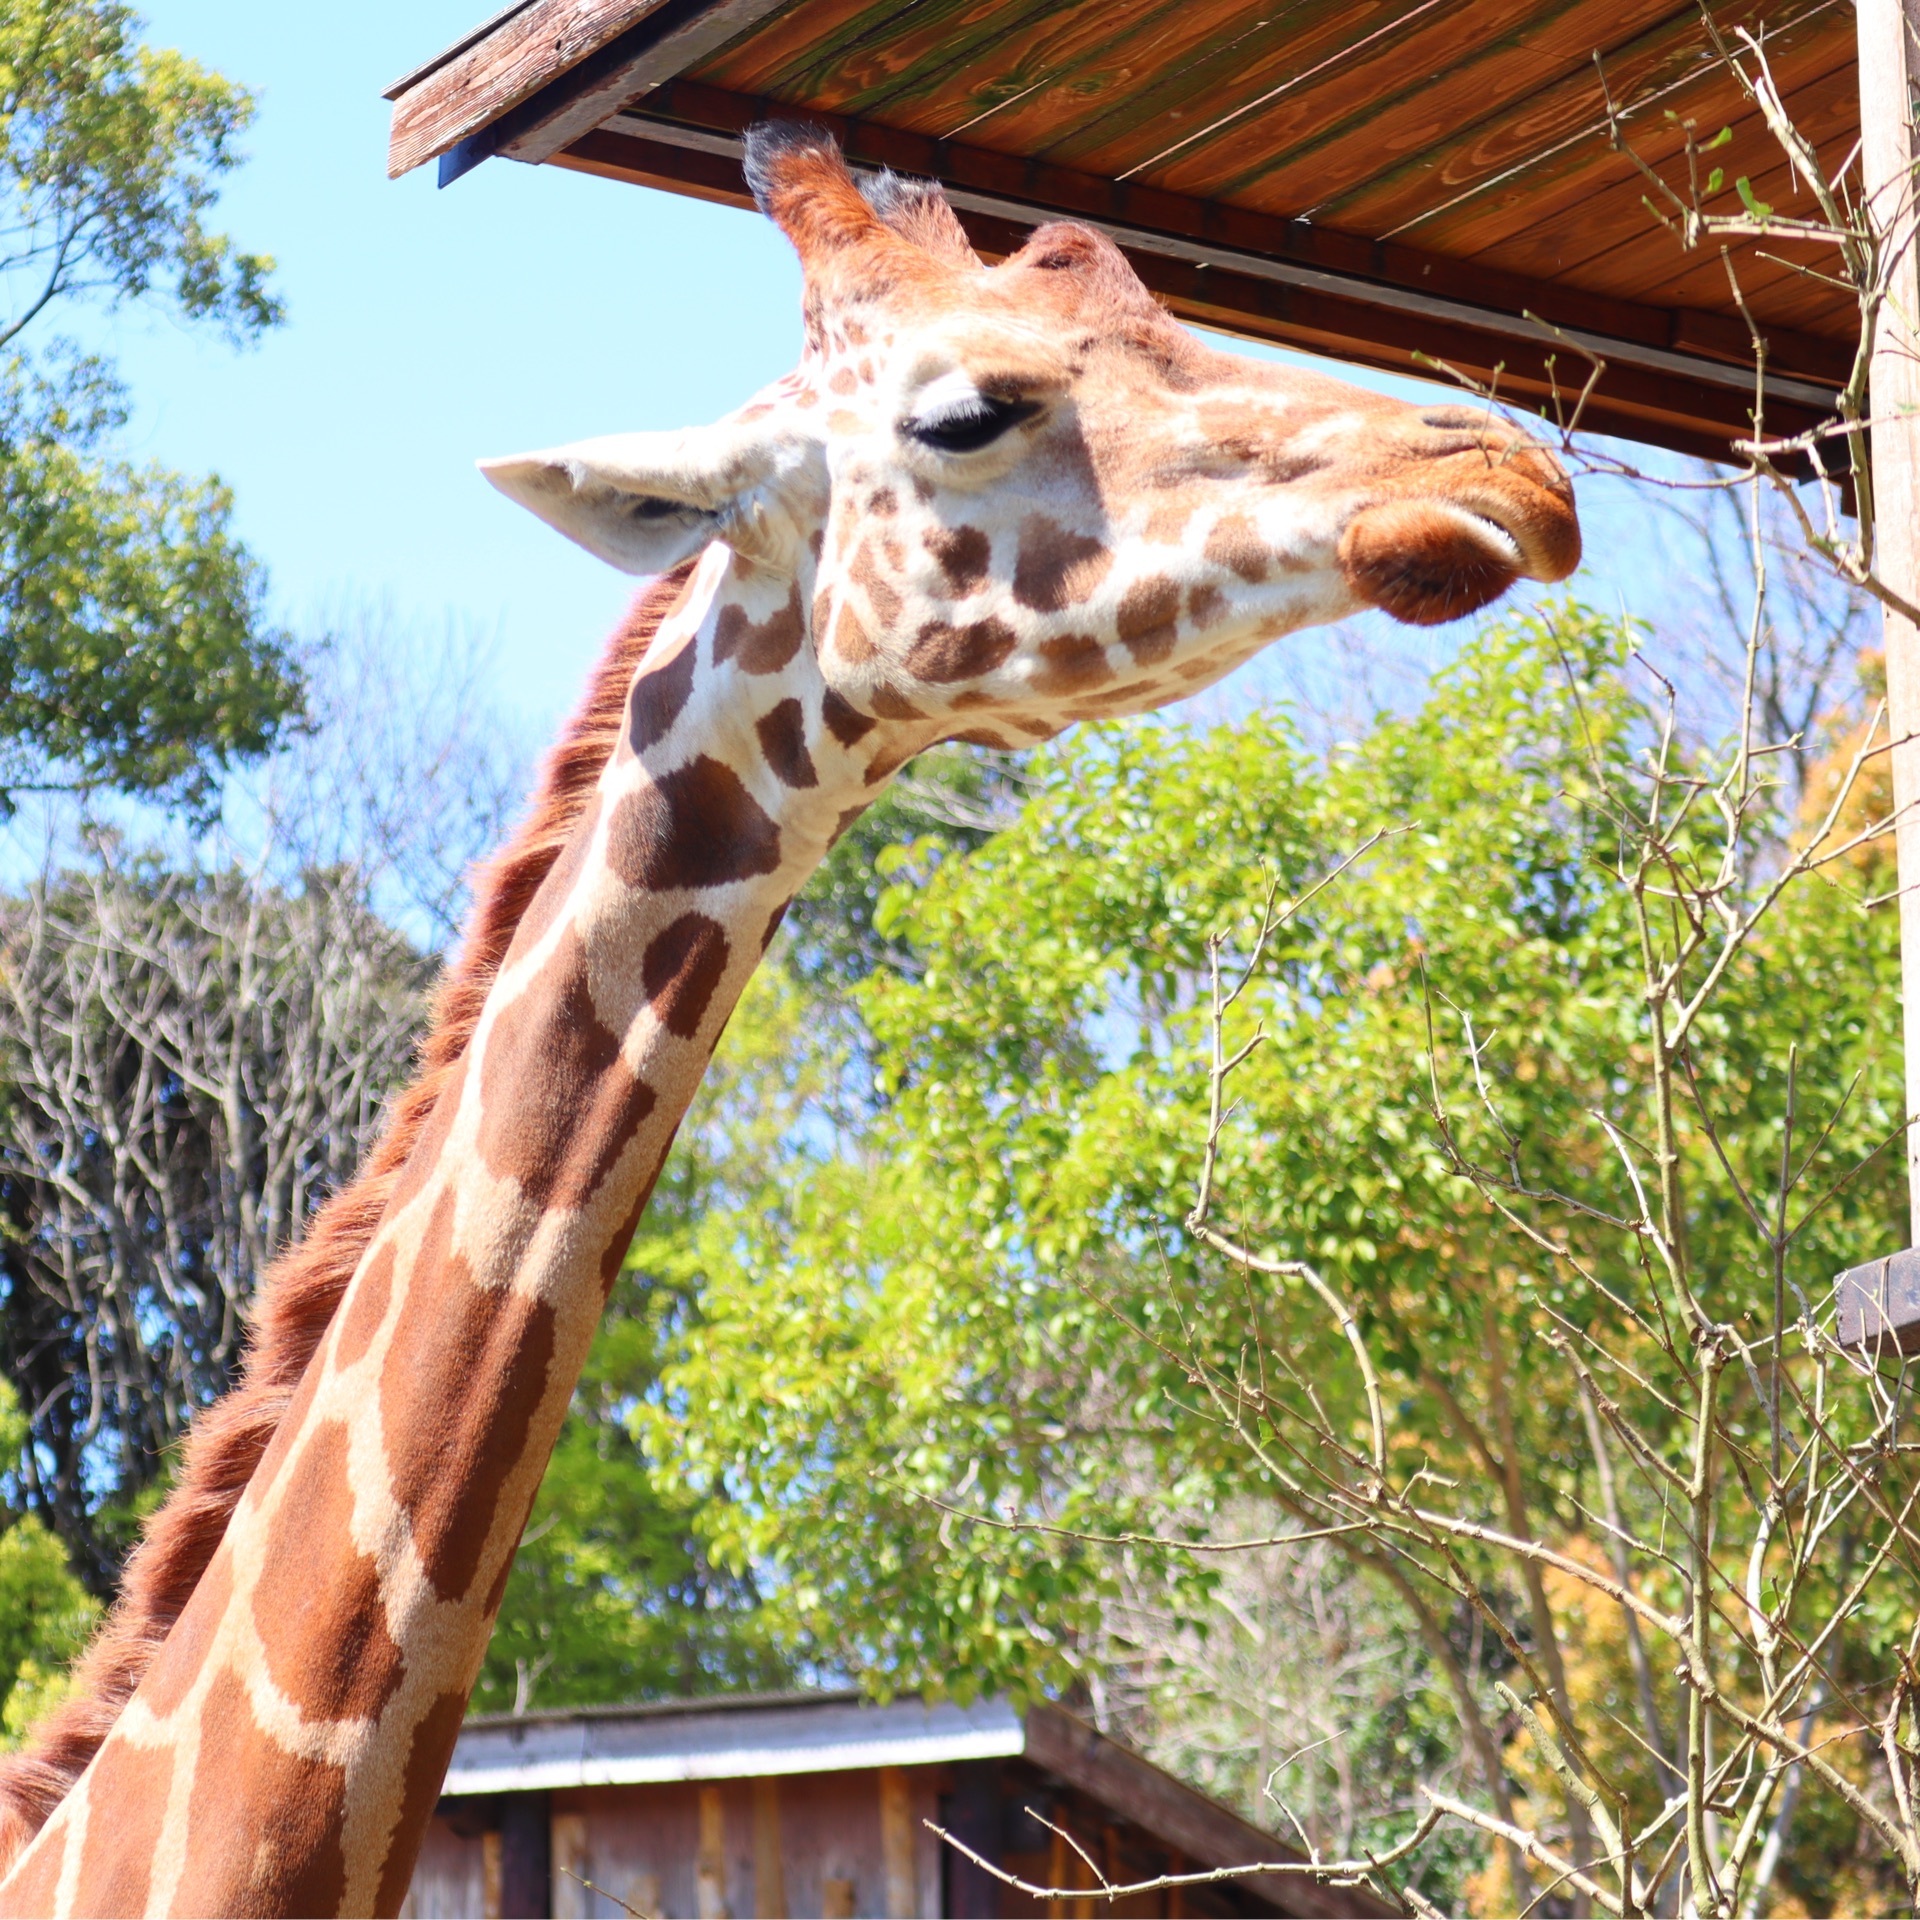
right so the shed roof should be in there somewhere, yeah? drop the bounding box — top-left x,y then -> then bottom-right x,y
443,1689 -> 1024,1793
384,0 -> 1859,462
438,1692 -> 1392,1920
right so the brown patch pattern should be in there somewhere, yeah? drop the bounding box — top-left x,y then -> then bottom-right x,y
477,932 -> 660,1211
850,538 -> 902,625
141,1551 -> 232,1719
641,913 -> 731,1040
926,524 -> 990,596
0,566 -> 698,1876
380,1224 -> 559,1604
1031,633 -> 1113,695
713,584 -> 803,674
373,1691 -> 472,1917
905,616 -> 1017,683
1203,513 -> 1270,583
627,634 -> 699,754
830,601 -> 874,664
66,1739 -> 171,1918
755,698 -> 819,788
252,1421 -> 406,1722
1116,577 -> 1181,664
608,757 -> 783,893
334,1242 -> 395,1371
820,688 -> 876,746
1013,517 -> 1112,612
175,1668 -> 347,1917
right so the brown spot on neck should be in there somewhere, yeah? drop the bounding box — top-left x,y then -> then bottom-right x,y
713,584 -> 804,675
67,1734 -> 172,1918
755,698 -> 820,788
1116,577 -> 1180,663
335,1241 -> 395,1371
1031,632 -> 1114,695
175,1668 -> 348,1916
628,630 -> 699,753
820,688 -> 877,747
477,932 -> 660,1212
373,1691 -> 472,1916
252,1420 -> 406,1721
380,1215 -> 559,1605
607,757 -> 784,892
641,912 -> 732,1040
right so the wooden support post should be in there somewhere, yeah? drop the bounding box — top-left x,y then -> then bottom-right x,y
752,1776 -> 786,1920
1842,0 -> 1920,1346
550,1811 -> 589,1920
942,1761 -> 1004,1920
499,1794 -> 553,1920
697,1784 -> 731,1920
878,1767 -> 916,1919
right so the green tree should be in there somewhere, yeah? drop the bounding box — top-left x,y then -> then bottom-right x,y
0,1379 -> 95,1745
0,0 -> 297,811
625,603 -> 1904,1909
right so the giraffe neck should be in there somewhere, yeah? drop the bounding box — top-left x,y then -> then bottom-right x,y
0,545 -> 877,1918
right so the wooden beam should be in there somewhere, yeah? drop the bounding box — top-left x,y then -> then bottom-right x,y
1024,1705 -> 1392,1920
1859,0 -> 1920,1261
1836,1249 -> 1920,1354
751,1777 -> 785,1920
422,0 -> 808,186
386,0 -> 669,178
551,99 -> 1842,464
877,1768 -> 915,1920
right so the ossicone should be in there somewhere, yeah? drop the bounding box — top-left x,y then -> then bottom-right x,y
740,121 -> 968,287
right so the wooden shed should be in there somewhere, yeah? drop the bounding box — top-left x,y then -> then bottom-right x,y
401,1692 -> 1389,1919
385,0 -> 1863,464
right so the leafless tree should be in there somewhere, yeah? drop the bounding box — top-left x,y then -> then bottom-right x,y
0,853 -> 428,1587
931,24 -> 1920,1916
0,604 -> 522,1587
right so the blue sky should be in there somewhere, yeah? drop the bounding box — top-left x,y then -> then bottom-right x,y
105,2 -> 1684,747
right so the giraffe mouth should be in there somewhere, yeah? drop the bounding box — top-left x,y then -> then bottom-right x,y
1339,434 -> 1580,626
1339,498 -> 1538,628
1459,512 -> 1523,568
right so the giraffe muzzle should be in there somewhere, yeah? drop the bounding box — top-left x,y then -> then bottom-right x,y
1339,424 -> 1581,627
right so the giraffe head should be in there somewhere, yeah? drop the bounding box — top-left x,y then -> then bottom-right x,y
485,126 -> 1579,759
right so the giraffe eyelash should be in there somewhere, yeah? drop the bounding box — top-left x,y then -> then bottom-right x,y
903,391 -> 1042,454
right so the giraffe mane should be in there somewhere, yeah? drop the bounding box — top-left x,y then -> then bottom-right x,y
0,560 -> 698,1866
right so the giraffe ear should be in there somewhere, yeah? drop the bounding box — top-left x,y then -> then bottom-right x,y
478,426 -> 783,574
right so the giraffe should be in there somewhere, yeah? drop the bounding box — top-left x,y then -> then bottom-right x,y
0,123 -> 1579,1917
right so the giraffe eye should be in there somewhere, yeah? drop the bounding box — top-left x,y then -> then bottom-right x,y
905,392 -> 1041,454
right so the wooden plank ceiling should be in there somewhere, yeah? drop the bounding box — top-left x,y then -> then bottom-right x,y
386,0 -> 1862,462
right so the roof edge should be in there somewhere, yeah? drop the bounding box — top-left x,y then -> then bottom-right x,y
385,0 -> 671,179
381,0 -> 541,102
461,1687 -> 864,1731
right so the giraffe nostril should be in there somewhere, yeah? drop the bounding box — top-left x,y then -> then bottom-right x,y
1420,406 -> 1490,432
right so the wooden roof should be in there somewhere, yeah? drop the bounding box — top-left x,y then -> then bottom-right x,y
385,0 -> 1859,461
428,1691 -> 1394,1918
